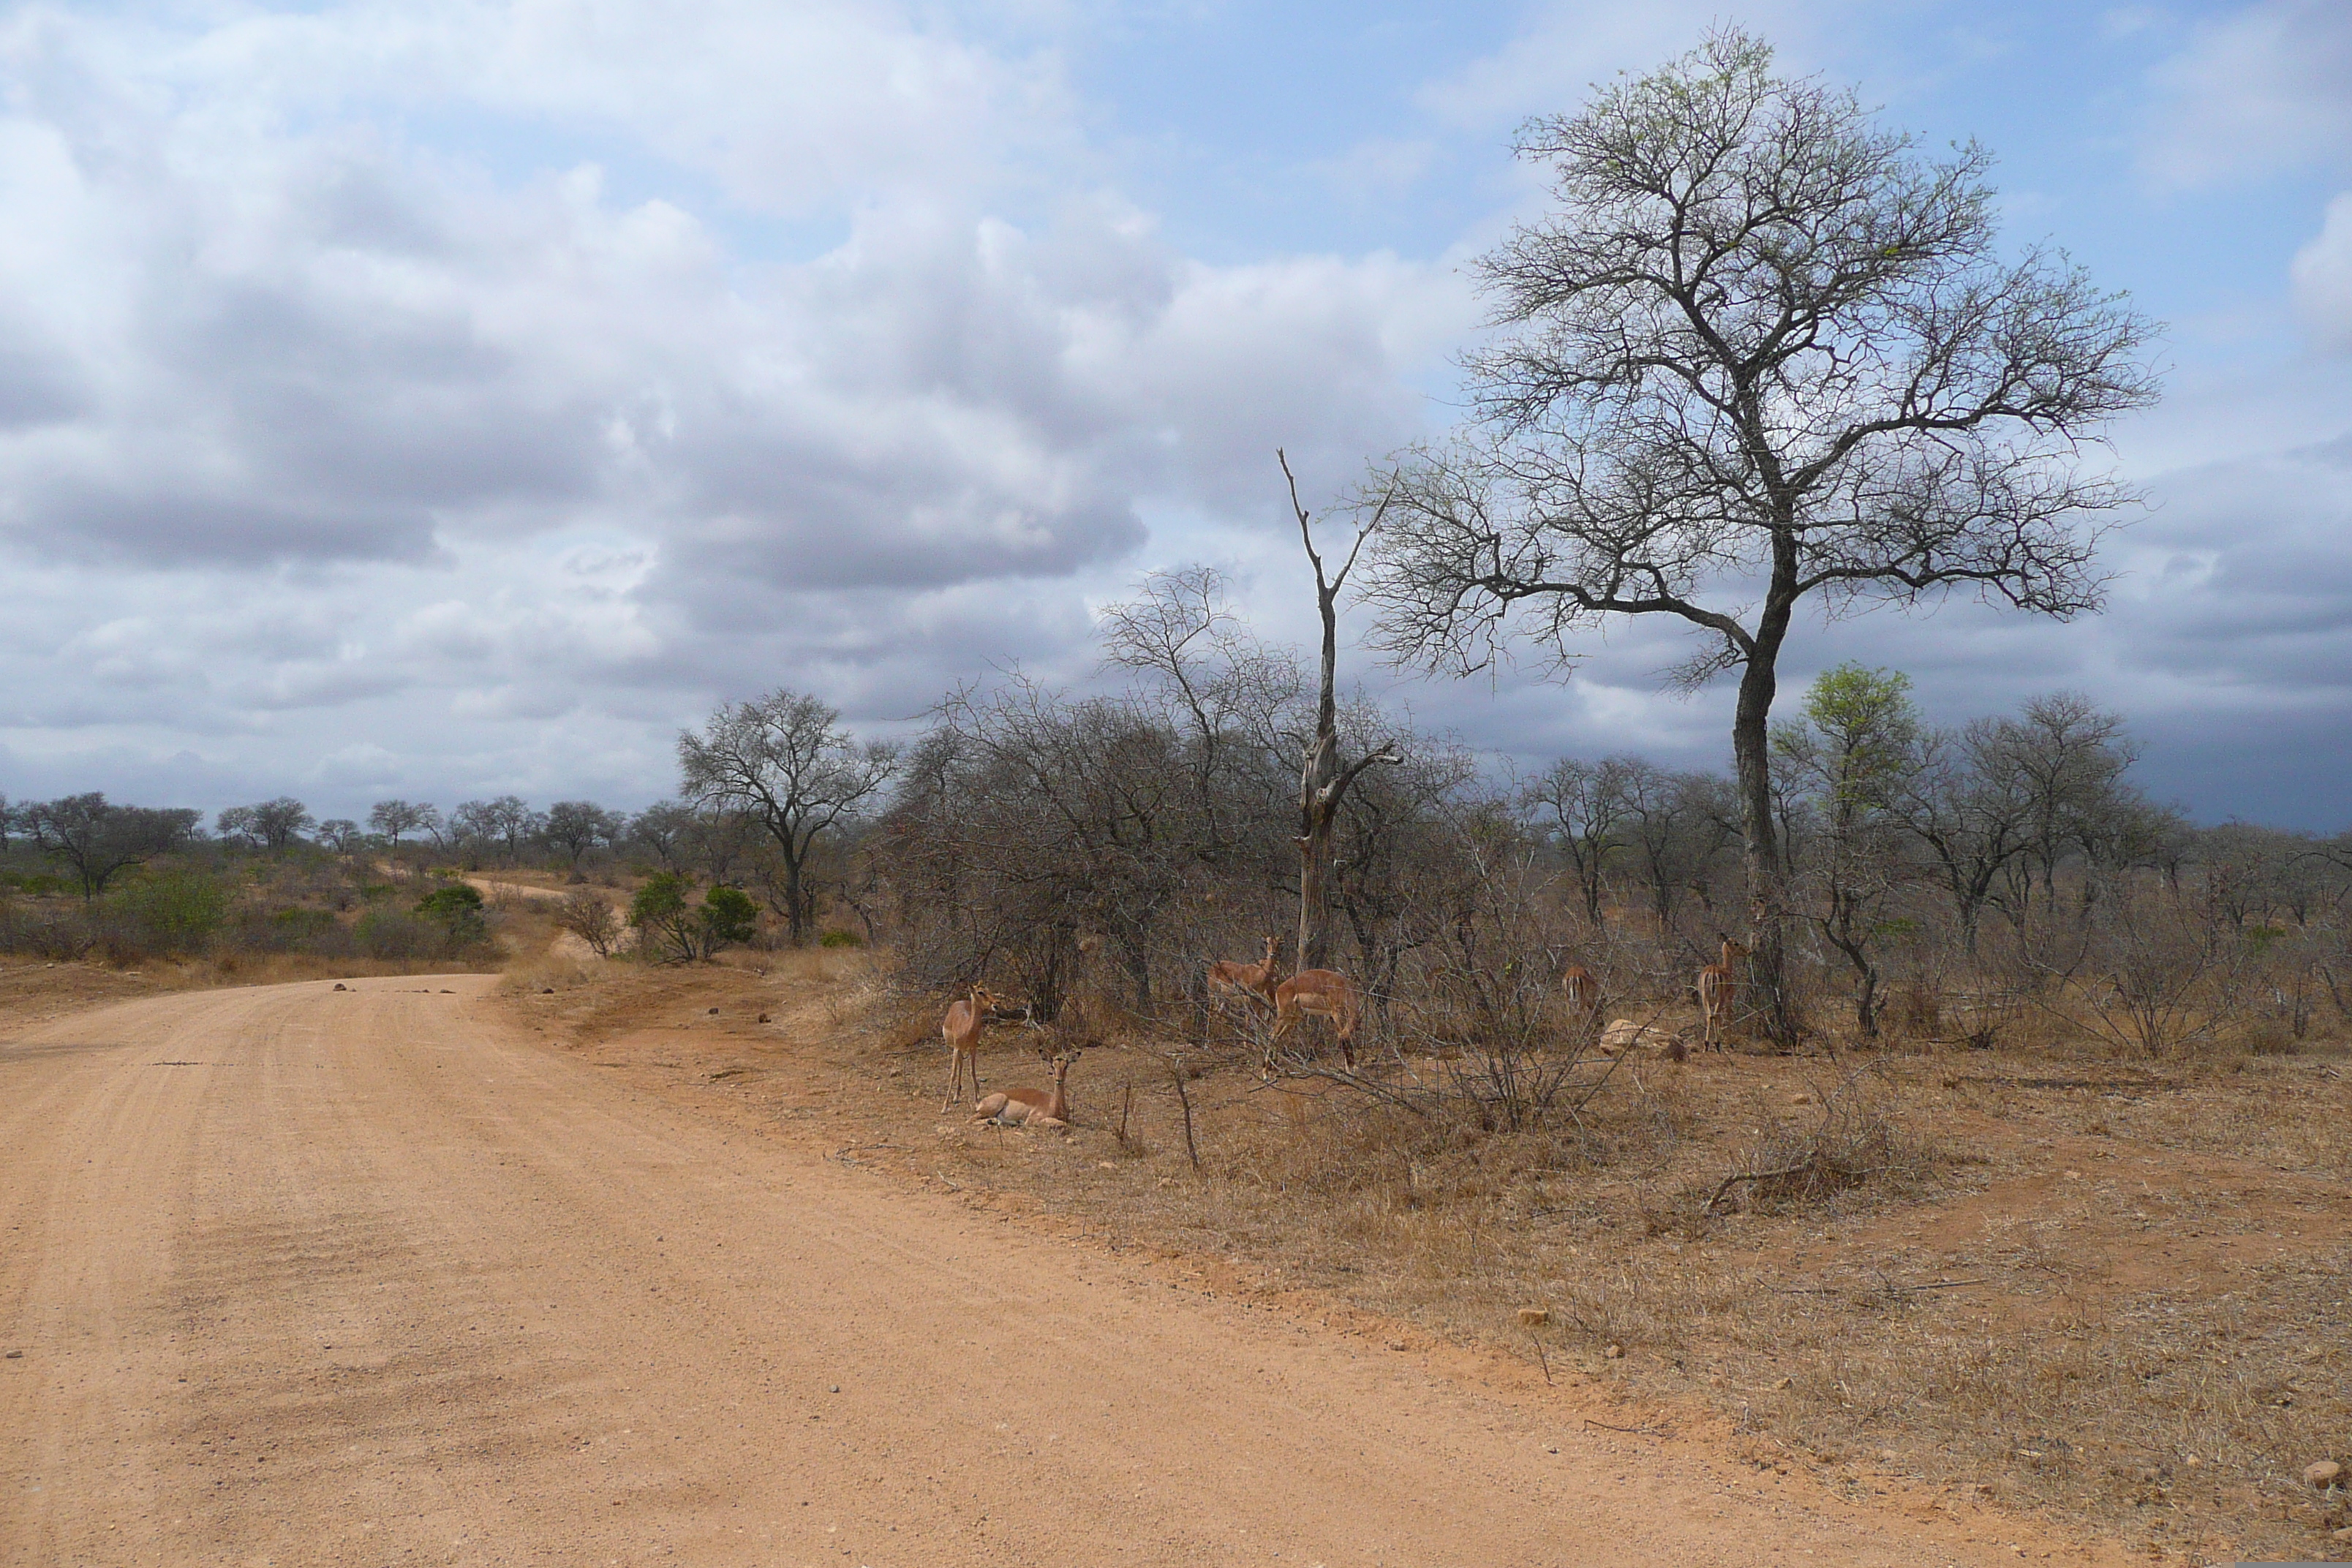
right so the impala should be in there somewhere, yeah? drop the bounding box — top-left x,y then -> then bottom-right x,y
1206,934 -> 1281,1012
940,984 -> 1003,1109
1697,939 -> 1745,1052
1271,968 -> 1362,1068
972,1049 -> 1081,1131
1561,963 -> 1601,1016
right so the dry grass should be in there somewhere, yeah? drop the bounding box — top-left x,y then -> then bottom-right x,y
495,951 -> 2352,1564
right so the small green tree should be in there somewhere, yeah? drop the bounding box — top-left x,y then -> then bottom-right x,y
630,872 -> 697,961
415,882 -> 489,948
701,885 -> 759,951
1773,664 -> 1922,1037
630,874 -> 756,962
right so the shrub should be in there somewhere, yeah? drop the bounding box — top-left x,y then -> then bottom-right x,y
819,928 -> 864,949
416,883 -> 489,946
0,894 -> 95,960
355,907 -> 441,960
629,874 -> 757,962
103,868 -> 230,956
553,889 -> 622,957
703,885 -> 759,949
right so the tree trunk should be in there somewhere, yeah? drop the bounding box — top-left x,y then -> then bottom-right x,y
1282,452 -> 1398,980
1120,929 -> 1153,1014
1730,581 -> 1801,1049
1297,731 -> 1338,971
781,844 -> 808,946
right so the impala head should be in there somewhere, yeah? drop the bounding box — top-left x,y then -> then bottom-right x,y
968,983 -> 1003,1010
1261,933 -> 1280,962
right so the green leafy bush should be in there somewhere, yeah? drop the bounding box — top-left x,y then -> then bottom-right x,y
703,886 -> 759,948
415,882 -> 489,946
630,874 -> 758,961
105,868 -> 230,955
355,907 -> 440,959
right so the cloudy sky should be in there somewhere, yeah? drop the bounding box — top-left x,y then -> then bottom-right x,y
1,0 -> 2347,828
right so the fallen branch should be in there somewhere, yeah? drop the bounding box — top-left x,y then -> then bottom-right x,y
1774,1278 -> 1985,1297
1703,1160 -> 1911,1216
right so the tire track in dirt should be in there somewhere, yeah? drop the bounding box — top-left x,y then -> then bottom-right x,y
1,978 -> 2129,1566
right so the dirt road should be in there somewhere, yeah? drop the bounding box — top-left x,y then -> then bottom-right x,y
1,979 -> 2113,1567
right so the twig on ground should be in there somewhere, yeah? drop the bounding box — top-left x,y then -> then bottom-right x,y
1172,1058 -> 1200,1169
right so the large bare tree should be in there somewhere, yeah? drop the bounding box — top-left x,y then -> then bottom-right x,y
677,690 -> 897,946
1363,31 -> 2159,1042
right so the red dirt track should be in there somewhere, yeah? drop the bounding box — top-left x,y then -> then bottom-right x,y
1,976 -> 2125,1565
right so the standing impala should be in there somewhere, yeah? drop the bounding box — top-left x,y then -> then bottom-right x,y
1561,962 -> 1601,1017
1205,935 -> 1281,1012
1271,968 -> 1362,1069
1697,939 -> 1745,1052
972,1049 -> 1082,1131
940,984 -> 1003,1109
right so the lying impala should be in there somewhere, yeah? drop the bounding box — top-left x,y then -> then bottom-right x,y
1271,967 -> 1362,1069
940,984 -> 1003,1109
972,1049 -> 1082,1131
1205,934 -> 1281,1011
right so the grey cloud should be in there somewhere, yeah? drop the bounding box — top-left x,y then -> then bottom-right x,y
18,484 -> 439,568
0,342 -> 84,427
241,664 -> 415,712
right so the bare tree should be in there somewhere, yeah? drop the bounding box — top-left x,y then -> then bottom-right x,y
2004,693 -> 2140,909
483,796 -> 543,866
216,799 -> 313,851
677,690 -> 898,946
1890,719 -> 2034,956
1284,452 -> 1402,971
554,888 -> 622,957
250,798 -> 314,850
368,799 -> 436,850
1523,755 -> 1633,926
315,818 -> 363,854
626,801 -> 695,871
542,800 -> 622,874
1363,30 -> 2160,1042
448,800 -> 500,862
1099,563 -> 1303,872
1616,761 -> 1735,935
26,795 -> 200,897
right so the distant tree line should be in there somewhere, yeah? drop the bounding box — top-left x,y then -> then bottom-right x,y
8,638 -> 2348,1059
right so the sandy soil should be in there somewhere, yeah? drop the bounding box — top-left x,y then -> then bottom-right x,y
1,976 -> 2136,1567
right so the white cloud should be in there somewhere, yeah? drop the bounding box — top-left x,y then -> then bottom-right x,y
2141,0 -> 2352,188
1414,1 -> 1847,134
0,1 -> 1470,812
2291,192 -> 2352,352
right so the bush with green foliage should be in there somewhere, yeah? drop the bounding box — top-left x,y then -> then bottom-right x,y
630,873 -> 759,962
103,868 -> 230,956
415,882 -> 489,946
